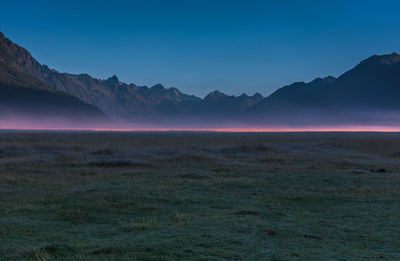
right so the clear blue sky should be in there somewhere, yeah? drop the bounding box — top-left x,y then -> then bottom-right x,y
1,0 -> 400,97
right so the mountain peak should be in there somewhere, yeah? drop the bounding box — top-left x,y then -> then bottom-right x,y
110,75 -> 119,81
380,52 -> 400,64
203,90 -> 228,102
104,75 -> 119,84
253,92 -> 263,99
308,76 -> 336,86
151,83 -> 165,91
209,90 -> 226,97
323,76 -> 336,82
361,52 -> 400,66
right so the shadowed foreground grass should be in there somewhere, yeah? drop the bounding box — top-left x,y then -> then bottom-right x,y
0,132 -> 399,260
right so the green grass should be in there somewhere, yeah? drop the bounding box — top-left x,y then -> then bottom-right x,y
0,132 -> 399,260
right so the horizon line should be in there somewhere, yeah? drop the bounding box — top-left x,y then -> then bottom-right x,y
1,127 -> 400,133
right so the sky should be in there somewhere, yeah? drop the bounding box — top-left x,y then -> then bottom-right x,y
1,0 -> 400,97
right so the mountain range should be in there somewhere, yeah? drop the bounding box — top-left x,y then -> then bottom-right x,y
246,53 -> 400,126
0,32 -> 262,125
0,33 -> 107,127
1,31 -> 400,128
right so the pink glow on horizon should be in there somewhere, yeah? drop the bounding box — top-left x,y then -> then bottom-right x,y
2,115 -> 400,132
1,126 -> 400,132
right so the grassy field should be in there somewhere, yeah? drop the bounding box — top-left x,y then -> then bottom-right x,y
0,131 -> 399,260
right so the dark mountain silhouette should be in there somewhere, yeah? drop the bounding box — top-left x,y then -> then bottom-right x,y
0,32 -> 263,123
247,53 -> 400,125
0,60 -> 108,125
331,53 -> 400,109
193,90 -> 263,116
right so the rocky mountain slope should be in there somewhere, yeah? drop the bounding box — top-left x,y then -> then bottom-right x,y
0,59 -> 108,126
0,32 -> 263,123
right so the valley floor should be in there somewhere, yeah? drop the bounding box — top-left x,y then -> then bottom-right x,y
0,132 -> 399,260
